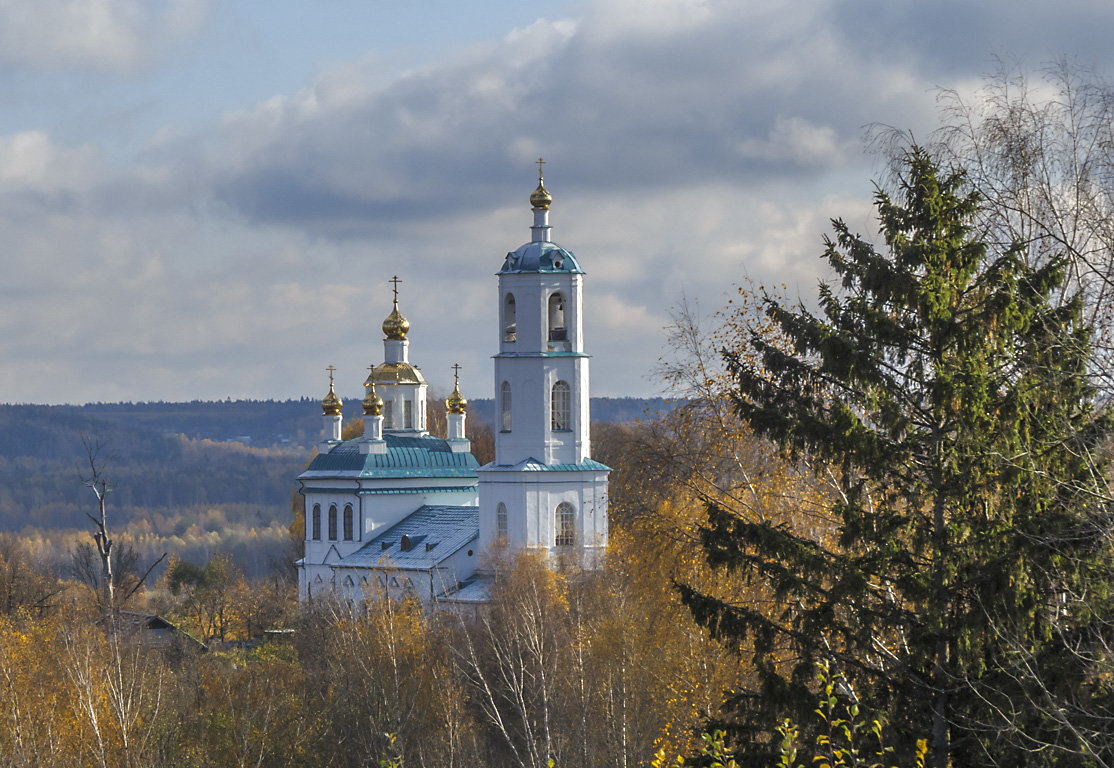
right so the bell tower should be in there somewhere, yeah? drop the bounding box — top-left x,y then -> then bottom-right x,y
477,162 -> 609,566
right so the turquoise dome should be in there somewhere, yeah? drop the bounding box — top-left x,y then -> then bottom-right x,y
499,241 -> 583,274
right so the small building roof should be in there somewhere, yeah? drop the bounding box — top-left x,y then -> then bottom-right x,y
301,433 -> 480,480
438,574 -> 494,604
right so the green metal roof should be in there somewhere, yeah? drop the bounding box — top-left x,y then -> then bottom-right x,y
480,457 -> 611,472
300,434 -> 479,480
300,485 -> 478,496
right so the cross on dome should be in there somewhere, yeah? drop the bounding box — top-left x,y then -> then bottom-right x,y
446,362 -> 468,414
382,275 -> 410,340
321,364 -> 342,415
530,158 -> 552,210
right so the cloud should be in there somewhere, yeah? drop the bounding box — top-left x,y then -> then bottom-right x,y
0,0 -> 206,73
735,116 -> 850,167
180,1 -> 935,237
4,0 -> 1114,403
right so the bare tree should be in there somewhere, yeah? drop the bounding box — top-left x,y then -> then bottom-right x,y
80,437 -> 116,610
874,61 -> 1114,396
76,438 -> 164,614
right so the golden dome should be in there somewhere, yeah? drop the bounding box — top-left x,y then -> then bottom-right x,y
321,379 -> 342,416
530,181 -> 552,210
446,382 -> 468,414
382,299 -> 410,340
362,381 -> 384,416
365,361 -> 427,386
529,157 -> 552,210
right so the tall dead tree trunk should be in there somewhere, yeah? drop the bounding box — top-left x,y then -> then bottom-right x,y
82,438 -> 115,612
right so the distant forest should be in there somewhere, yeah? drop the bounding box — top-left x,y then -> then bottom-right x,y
0,397 -> 673,576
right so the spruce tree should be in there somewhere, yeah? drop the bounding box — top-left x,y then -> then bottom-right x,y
680,148 -> 1114,767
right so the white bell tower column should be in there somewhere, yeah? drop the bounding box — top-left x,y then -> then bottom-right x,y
477,161 -> 609,568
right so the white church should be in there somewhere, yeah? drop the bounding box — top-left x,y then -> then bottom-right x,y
296,166 -> 610,604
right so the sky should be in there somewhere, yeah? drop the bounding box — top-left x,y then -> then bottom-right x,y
2,0 -> 1114,404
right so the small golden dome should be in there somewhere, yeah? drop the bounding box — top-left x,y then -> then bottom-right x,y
530,157 -> 552,210
530,181 -> 552,210
362,381 -> 384,416
446,382 -> 467,414
321,380 -> 342,416
446,363 -> 467,414
382,299 -> 410,340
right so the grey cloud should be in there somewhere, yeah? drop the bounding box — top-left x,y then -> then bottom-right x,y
0,0 -> 207,74
824,0 -> 1114,80
192,6 -> 919,235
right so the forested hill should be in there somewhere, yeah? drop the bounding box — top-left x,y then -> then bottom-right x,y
0,396 -> 672,455
0,397 -> 672,572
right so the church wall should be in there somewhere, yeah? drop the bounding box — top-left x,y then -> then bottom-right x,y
302,482 -> 477,564
434,542 -> 481,594
305,534 -> 481,605
478,468 -> 608,558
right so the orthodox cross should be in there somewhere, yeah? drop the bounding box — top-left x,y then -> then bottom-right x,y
536,157 -> 545,182
326,364 -> 336,386
452,362 -> 462,386
389,275 -> 402,301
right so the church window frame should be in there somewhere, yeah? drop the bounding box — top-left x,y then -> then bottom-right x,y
404,399 -> 413,429
343,504 -> 354,541
555,502 -> 576,547
311,504 -> 321,541
501,381 -> 512,432
503,293 -> 517,342
328,504 -> 338,541
496,502 -> 508,544
548,292 -> 568,341
383,401 -> 393,429
551,380 -> 571,431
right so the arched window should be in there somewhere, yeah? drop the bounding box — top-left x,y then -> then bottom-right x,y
551,381 -> 571,431
496,502 -> 508,543
501,381 -> 512,432
548,293 -> 567,341
311,504 -> 321,540
555,502 -> 576,547
328,504 -> 338,541
343,504 -> 354,541
404,399 -> 413,429
383,401 -> 393,429
503,293 -> 517,342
